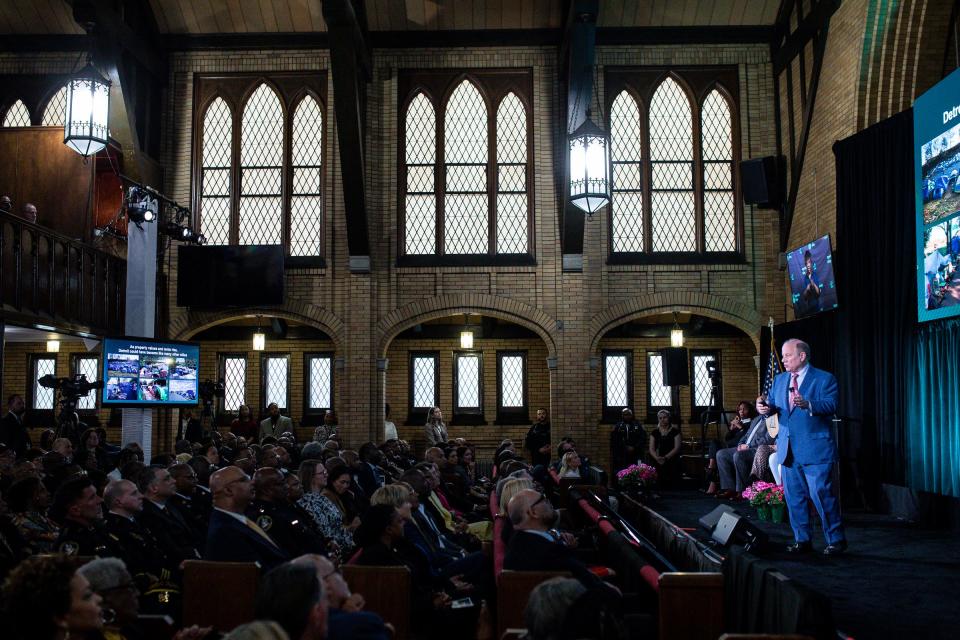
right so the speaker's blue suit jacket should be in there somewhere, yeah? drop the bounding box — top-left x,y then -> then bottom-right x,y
769,366 -> 839,467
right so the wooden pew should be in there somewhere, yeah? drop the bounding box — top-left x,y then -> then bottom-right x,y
497,570 -> 569,639
343,564 -> 412,640
182,560 -> 260,633
657,572 -> 724,640
718,636 -> 815,640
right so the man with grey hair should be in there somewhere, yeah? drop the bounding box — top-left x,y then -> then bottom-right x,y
293,554 -> 390,639
504,489 -> 618,595
78,558 -> 141,633
757,338 -> 845,555
524,577 -> 586,640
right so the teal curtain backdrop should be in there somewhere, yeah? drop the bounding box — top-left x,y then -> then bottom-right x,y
908,319 -> 960,498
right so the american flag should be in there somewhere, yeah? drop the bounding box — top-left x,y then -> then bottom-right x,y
762,319 -> 783,397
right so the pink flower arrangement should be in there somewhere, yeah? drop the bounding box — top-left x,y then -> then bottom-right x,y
617,463 -> 658,492
742,481 -> 785,506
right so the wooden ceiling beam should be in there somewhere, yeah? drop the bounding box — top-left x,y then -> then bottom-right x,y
322,0 -> 371,265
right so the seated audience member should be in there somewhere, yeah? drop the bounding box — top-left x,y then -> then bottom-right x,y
260,403 -> 294,441
139,465 -> 202,560
648,410 -> 682,489
6,476 -> 60,552
231,404 -> 259,441
250,468 -> 328,557
0,495 -> 31,578
108,447 -> 142,481
715,405 -> 776,499
558,451 -> 583,479
354,505 -> 476,638
78,428 -> 110,472
383,403 -> 398,442
495,467 -> 533,504
77,557 -> 141,639
205,466 -> 290,571
497,477 -> 535,544
20,202 -> 38,224
297,461 -> 358,553
53,437 -> 75,463
52,475 -> 124,558
200,442 -> 221,469
293,554 -> 391,640
224,621 -> 291,640
102,479 -> 177,581
254,562 -> 328,640
356,442 -> 387,496
2,555 -> 105,640
504,489 -> 618,595
313,410 -> 339,444
704,401 -> 753,494
525,576 -> 626,640
169,462 -> 212,534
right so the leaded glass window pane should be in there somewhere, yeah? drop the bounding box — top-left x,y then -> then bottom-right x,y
290,95 -> 323,257
701,90 -> 736,252
604,355 -> 628,407
308,356 -> 332,410
610,91 -> 644,252
692,355 -> 714,407
648,354 -> 672,406
412,356 -> 436,408
405,93 -> 437,254
200,97 -> 233,246
223,357 -> 246,411
3,100 -> 30,127
240,84 -> 284,245
264,356 -> 288,410
456,354 -> 480,409
33,357 -> 56,409
444,81 -> 488,254
496,93 -> 528,253
649,78 -> 695,252
76,357 -> 99,410
499,355 -> 525,408
42,87 -> 67,126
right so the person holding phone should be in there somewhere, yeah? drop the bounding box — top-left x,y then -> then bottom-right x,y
756,339 -> 845,555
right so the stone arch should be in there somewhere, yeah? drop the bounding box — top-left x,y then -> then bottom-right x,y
377,293 -> 558,357
588,292 -> 762,353
170,298 -> 346,351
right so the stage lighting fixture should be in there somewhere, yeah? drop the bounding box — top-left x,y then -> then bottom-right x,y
126,187 -> 158,225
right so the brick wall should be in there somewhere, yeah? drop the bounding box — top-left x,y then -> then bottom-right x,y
1,341 -> 116,443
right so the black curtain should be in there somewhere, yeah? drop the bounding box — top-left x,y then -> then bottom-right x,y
761,111 -> 915,505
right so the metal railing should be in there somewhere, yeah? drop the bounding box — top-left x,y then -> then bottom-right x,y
0,212 -> 125,335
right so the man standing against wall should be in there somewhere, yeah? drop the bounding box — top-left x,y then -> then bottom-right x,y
757,339 -> 846,555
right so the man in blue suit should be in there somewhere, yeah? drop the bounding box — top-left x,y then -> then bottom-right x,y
757,339 -> 846,555
204,465 -> 291,571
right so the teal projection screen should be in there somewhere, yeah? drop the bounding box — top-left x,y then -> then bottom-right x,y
915,67 -> 960,321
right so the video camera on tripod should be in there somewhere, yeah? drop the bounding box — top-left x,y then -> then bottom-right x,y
38,374 -> 105,440
198,379 -> 225,417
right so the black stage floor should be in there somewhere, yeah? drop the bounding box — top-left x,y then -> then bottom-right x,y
643,490 -> 960,640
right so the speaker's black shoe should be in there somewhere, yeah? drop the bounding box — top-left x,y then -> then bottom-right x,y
786,541 -> 813,554
823,540 -> 848,556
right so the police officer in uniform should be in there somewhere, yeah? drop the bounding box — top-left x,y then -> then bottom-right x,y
248,468 -> 328,557
103,480 -> 177,580
52,475 -> 125,559
168,462 -> 211,539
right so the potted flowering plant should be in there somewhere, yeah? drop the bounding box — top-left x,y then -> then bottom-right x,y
763,484 -> 786,523
616,463 -> 658,498
742,481 -> 781,522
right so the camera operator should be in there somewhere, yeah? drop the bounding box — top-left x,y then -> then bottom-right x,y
38,375 -> 103,447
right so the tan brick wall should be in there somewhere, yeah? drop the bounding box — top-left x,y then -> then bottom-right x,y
151,43 -> 782,464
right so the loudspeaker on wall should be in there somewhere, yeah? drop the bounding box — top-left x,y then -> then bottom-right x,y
660,347 -> 689,387
740,155 -> 783,208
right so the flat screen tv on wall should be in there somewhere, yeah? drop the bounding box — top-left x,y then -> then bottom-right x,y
177,245 -> 284,308
786,234 -> 838,319
101,337 -> 200,407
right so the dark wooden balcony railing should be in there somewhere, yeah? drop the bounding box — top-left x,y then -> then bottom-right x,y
1,211 -> 126,336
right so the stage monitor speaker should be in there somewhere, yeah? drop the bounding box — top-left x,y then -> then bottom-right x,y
699,504 -> 737,532
660,347 -> 689,387
740,156 -> 782,208
711,511 -> 768,552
